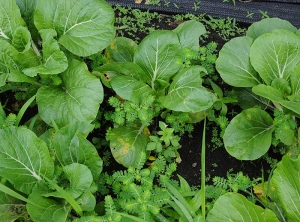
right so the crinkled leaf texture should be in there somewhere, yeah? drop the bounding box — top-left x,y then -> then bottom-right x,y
109,126 -> 149,167
223,108 -> 275,160
160,66 -> 216,112
52,122 -> 103,179
36,59 -> 103,128
34,0 -> 115,57
271,155 -> 300,221
0,126 -> 54,194
206,193 -> 279,222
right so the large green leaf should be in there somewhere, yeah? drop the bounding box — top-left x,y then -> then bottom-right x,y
22,29 -> 68,77
0,192 -> 24,221
45,163 -> 93,199
250,29 -> 300,85
36,59 -> 103,128
271,155 -> 300,221
216,36 -> 261,87
173,20 -> 206,50
0,126 -> 54,194
52,122 -> 102,179
26,193 -> 70,222
160,66 -> 216,112
134,30 -> 182,89
206,193 -> 279,222
108,126 -> 149,167
246,18 -> 297,40
34,0 -> 115,57
0,0 -> 26,41
223,108 -> 275,160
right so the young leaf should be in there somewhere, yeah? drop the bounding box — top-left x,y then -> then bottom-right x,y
160,66 -> 216,112
253,84 -> 300,115
109,126 -> 149,167
22,29 -> 68,77
34,0 -> 115,57
45,163 -> 93,199
246,18 -> 297,40
250,29 -> 300,85
36,59 -> 103,128
0,126 -> 54,194
206,193 -> 279,222
0,39 -> 39,86
12,26 -> 31,52
216,36 -> 261,87
53,121 -> 102,179
271,155 -> 300,221
133,30 -> 182,89
223,108 -> 275,160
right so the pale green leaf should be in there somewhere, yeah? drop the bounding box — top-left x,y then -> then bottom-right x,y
22,29 -> 68,77
34,0 -> 115,56
223,108 -> 275,160
271,155 -> 300,221
26,193 -> 70,222
0,126 -> 54,194
53,121 -> 102,179
134,30 -> 182,89
109,126 -> 149,167
206,193 -> 279,222
216,36 -> 261,87
160,66 -> 216,112
0,0 -> 26,41
250,29 -> 300,85
36,59 -> 103,128
246,18 -> 297,40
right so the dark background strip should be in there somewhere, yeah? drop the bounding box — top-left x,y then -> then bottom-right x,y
107,0 -> 300,28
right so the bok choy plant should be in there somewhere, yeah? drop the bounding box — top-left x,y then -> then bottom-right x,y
216,18 -> 300,160
0,0 -> 116,221
93,20 -> 217,167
